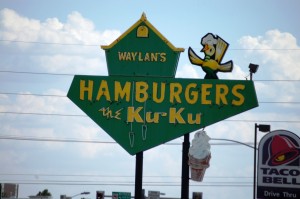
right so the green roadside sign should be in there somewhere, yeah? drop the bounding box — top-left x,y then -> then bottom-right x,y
67,13 -> 259,155
112,192 -> 131,199
68,76 -> 258,155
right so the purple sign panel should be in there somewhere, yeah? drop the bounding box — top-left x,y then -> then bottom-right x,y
257,130 -> 300,199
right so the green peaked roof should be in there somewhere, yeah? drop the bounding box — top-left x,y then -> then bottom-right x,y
101,13 -> 184,52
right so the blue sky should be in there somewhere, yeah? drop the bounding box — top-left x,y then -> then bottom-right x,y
0,0 -> 299,199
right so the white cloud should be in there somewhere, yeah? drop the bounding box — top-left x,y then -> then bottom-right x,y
145,146 -> 181,176
0,8 -> 40,42
176,63 -> 200,78
0,90 -> 68,114
0,90 -> 118,157
0,150 -> 27,170
35,54 -> 107,75
0,93 -> 9,101
239,29 -> 300,80
220,64 -> 247,80
239,29 -> 300,104
0,9 -> 119,45
73,124 -> 117,158
0,8 -> 121,74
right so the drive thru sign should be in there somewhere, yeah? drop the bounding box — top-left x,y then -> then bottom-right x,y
67,14 -> 258,155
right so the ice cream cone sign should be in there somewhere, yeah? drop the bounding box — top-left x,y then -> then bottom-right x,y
188,130 -> 211,182
188,33 -> 233,79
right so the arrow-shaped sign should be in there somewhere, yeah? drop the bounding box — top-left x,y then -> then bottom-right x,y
68,75 -> 258,155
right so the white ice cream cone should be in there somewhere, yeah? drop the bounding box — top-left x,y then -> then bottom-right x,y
188,130 -> 211,182
189,153 -> 211,182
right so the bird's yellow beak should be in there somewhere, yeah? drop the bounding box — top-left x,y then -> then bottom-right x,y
201,44 -> 209,52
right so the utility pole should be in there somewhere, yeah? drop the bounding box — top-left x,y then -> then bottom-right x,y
181,134 -> 190,199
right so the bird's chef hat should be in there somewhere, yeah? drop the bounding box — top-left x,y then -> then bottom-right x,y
201,33 -> 217,46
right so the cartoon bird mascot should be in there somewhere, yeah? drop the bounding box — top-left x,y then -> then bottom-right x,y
188,33 -> 233,79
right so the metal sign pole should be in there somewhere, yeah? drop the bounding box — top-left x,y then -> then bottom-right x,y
181,133 -> 190,199
135,151 -> 143,199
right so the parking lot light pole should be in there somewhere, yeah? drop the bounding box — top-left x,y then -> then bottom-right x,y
253,123 -> 270,199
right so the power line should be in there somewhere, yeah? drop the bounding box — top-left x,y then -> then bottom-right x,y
224,119 -> 300,123
0,177 -> 253,187
211,138 -> 254,149
0,70 -> 75,76
0,92 -> 67,98
0,173 -> 252,179
1,70 -> 300,82
253,79 -> 300,82
1,136 -> 114,145
0,39 -> 100,46
1,92 -> 300,104
0,135 -> 254,147
0,181 -> 253,187
0,135 -> 113,144
1,39 -> 300,51
1,111 -> 299,123
0,180 -> 252,184
259,101 -> 300,104
0,175 -> 253,187
0,111 -> 86,117
0,173 -> 255,188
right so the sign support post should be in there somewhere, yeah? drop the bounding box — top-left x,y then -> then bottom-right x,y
135,152 -> 143,199
181,133 -> 190,199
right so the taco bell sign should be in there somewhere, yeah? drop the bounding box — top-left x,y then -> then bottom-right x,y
257,130 -> 300,199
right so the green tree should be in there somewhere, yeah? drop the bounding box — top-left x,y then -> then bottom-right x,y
36,189 -> 52,196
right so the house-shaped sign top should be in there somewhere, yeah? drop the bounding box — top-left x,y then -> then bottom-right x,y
101,13 -> 184,77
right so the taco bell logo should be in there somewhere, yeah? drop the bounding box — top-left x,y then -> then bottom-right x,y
266,135 -> 299,166
257,130 -> 300,199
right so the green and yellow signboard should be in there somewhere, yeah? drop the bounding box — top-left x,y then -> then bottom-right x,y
67,14 -> 258,155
